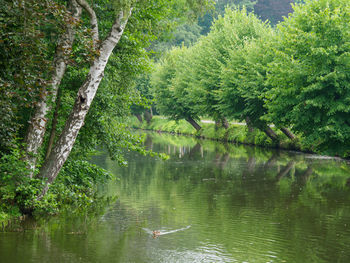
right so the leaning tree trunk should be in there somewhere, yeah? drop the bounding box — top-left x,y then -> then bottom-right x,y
214,119 -> 220,129
37,9 -> 132,200
264,126 -> 279,141
214,116 -> 229,129
185,117 -> 201,131
24,0 -> 82,177
280,127 -> 296,140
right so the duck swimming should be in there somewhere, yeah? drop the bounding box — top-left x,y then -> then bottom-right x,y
143,225 -> 191,239
152,230 -> 161,238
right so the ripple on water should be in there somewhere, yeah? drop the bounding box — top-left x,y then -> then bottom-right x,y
147,243 -> 237,263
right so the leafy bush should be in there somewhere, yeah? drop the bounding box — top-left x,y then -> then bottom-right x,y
0,146 -> 31,218
32,160 -> 114,215
0,146 -> 115,219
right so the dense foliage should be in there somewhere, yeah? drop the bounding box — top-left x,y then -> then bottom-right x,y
219,20 -> 274,130
0,147 -> 112,219
266,0 -> 350,155
133,0 -> 295,123
0,0 -> 213,219
151,0 -> 350,157
152,47 -> 201,122
0,0 -> 67,152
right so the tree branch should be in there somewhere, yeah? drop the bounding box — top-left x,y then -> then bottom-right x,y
76,0 -> 99,48
104,8 -> 133,46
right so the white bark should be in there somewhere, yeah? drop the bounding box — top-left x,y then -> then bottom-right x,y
37,8 -> 132,199
24,0 -> 82,178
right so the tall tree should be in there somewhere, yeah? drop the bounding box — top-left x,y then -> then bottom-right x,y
24,0 -> 82,177
218,18 -> 295,140
266,0 -> 350,156
191,8 -> 266,125
151,47 -> 202,130
218,18 -> 280,140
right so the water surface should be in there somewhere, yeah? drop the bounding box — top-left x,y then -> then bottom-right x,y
1,132 -> 350,262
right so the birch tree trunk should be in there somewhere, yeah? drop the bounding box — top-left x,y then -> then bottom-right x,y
24,0 -> 82,177
37,8 -> 132,200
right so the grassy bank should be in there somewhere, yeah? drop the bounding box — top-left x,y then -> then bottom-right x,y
129,116 -> 308,152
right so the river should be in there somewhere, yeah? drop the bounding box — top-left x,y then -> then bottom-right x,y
1,132 -> 350,262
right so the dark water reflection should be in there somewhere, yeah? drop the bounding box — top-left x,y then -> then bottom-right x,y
1,132 -> 350,262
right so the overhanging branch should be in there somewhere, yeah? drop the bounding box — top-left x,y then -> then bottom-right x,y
76,0 -> 99,48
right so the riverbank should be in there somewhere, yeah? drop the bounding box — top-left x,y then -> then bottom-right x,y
129,116 -> 309,153
0,157 -> 115,225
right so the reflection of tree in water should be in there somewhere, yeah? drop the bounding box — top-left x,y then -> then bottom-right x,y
103,133 -> 350,262
134,133 -> 350,221
145,135 -> 348,205
213,152 -> 230,169
189,143 -> 202,159
264,152 -> 280,169
5,133 -> 350,263
144,135 -> 154,151
276,161 -> 295,181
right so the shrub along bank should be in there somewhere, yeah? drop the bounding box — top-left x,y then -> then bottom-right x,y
130,116 -> 307,152
0,147 -> 115,223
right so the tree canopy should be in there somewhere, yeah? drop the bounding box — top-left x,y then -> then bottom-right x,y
151,0 -> 350,156
266,0 -> 350,155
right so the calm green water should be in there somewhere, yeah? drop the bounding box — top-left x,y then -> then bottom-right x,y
1,132 -> 350,262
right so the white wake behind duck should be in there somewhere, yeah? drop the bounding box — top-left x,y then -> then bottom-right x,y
143,225 -> 191,238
